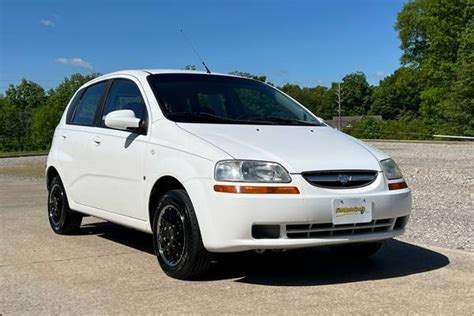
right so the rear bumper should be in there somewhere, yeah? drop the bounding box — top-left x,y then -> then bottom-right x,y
185,174 -> 412,252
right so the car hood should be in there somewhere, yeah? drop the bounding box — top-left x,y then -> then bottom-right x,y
177,124 -> 386,173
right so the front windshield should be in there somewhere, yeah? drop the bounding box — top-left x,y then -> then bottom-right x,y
147,74 -> 323,126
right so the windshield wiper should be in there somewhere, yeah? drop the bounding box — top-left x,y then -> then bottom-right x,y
167,112 -> 323,126
246,116 -> 323,126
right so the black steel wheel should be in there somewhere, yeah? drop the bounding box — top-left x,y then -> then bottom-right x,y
152,189 -> 211,279
157,205 -> 186,267
47,175 -> 82,234
48,183 -> 64,228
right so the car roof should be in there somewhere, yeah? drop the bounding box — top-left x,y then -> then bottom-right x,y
102,69 -> 238,78
80,69 -> 251,91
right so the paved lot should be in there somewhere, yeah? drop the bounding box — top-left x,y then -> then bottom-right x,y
1,141 -> 473,314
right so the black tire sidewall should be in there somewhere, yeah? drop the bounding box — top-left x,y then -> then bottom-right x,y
152,190 -> 204,278
47,175 -> 81,234
48,177 -> 69,232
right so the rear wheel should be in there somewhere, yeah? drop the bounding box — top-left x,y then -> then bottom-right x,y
48,176 -> 82,234
152,189 -> 211,279
330,241 -> 384,258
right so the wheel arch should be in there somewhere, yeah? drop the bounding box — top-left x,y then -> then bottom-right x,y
46,165 -> 61,190
148,175 -> 186,228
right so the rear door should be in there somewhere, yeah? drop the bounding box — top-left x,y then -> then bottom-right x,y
83,77 -> 150,220
59,81 -> 109,209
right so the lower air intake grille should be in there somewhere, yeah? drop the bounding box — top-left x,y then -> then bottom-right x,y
286,218 -> 399,239
302,170 -> 378,189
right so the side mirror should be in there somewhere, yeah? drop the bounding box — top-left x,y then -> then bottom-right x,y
104,110 -> 142,132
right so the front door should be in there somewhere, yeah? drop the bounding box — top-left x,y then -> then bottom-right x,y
85,78 -> 150,220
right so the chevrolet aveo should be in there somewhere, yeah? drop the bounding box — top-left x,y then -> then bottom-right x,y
46,70 -> 412,279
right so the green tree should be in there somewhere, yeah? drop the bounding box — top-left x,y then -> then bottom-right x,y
0,98 -> 15,150
396,0 -> 473,135
344,116 -> 432,140
0,80 -> 46,150
279,84 -> 304,101
437,4 -> 474,136
371,67 -> 424,119
306,85 -> 335,119
228,71 -> 267,83
280,84 -> 334,119
340,72 -> 372,115
397,0 -> 467,71
344,116 -> 381,139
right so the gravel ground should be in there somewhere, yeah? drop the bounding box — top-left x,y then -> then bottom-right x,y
0,141 -> 473,251
369,141 -> 474,252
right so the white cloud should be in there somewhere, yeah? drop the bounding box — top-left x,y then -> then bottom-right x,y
40,19 -> 55,27
56,57 -> 93,69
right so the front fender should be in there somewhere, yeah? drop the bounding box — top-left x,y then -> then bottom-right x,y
143,144 -> 216,239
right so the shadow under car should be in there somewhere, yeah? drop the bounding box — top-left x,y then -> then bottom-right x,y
78,221 -> 450,286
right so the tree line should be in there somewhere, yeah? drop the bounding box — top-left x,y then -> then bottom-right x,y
0,0 -> 472,152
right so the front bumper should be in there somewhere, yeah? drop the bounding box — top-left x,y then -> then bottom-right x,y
185,173 -> 412,252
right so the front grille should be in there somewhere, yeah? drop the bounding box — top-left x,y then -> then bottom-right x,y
302,170 -> 378,189
286,218 -> 399,239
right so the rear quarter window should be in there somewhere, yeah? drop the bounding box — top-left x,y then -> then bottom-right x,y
66,90 -> 84,123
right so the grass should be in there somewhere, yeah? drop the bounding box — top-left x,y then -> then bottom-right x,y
0,150 -> 48,158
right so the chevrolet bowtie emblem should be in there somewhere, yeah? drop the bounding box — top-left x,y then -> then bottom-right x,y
337,174 -> 351,185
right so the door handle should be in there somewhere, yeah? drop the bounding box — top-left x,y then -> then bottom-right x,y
93,136 -> 101,145
61,135 -> 67,140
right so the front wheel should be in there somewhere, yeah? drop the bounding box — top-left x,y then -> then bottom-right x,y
152,189 -> 212,279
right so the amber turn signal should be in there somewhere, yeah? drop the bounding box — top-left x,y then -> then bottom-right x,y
214,185 -> 300,194
388,181 -> 408,190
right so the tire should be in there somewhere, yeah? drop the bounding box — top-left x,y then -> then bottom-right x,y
152,189 -> 212,279
47,175 -> 82,234
330,241 -> 384,258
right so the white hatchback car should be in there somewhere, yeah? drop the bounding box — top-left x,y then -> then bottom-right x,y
47,69 -> 411,279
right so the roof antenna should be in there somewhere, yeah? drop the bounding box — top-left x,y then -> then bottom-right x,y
180,29 -> 211,74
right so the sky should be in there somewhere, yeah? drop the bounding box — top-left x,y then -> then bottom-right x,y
0,0 -> 407,93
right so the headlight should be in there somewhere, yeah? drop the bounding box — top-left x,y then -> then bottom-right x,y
380,158 -> 403,180
215,160 -> 291,183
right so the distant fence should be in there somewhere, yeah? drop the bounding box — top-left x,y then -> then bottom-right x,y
433,134 -> 474,140
0,151 -> 48,158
